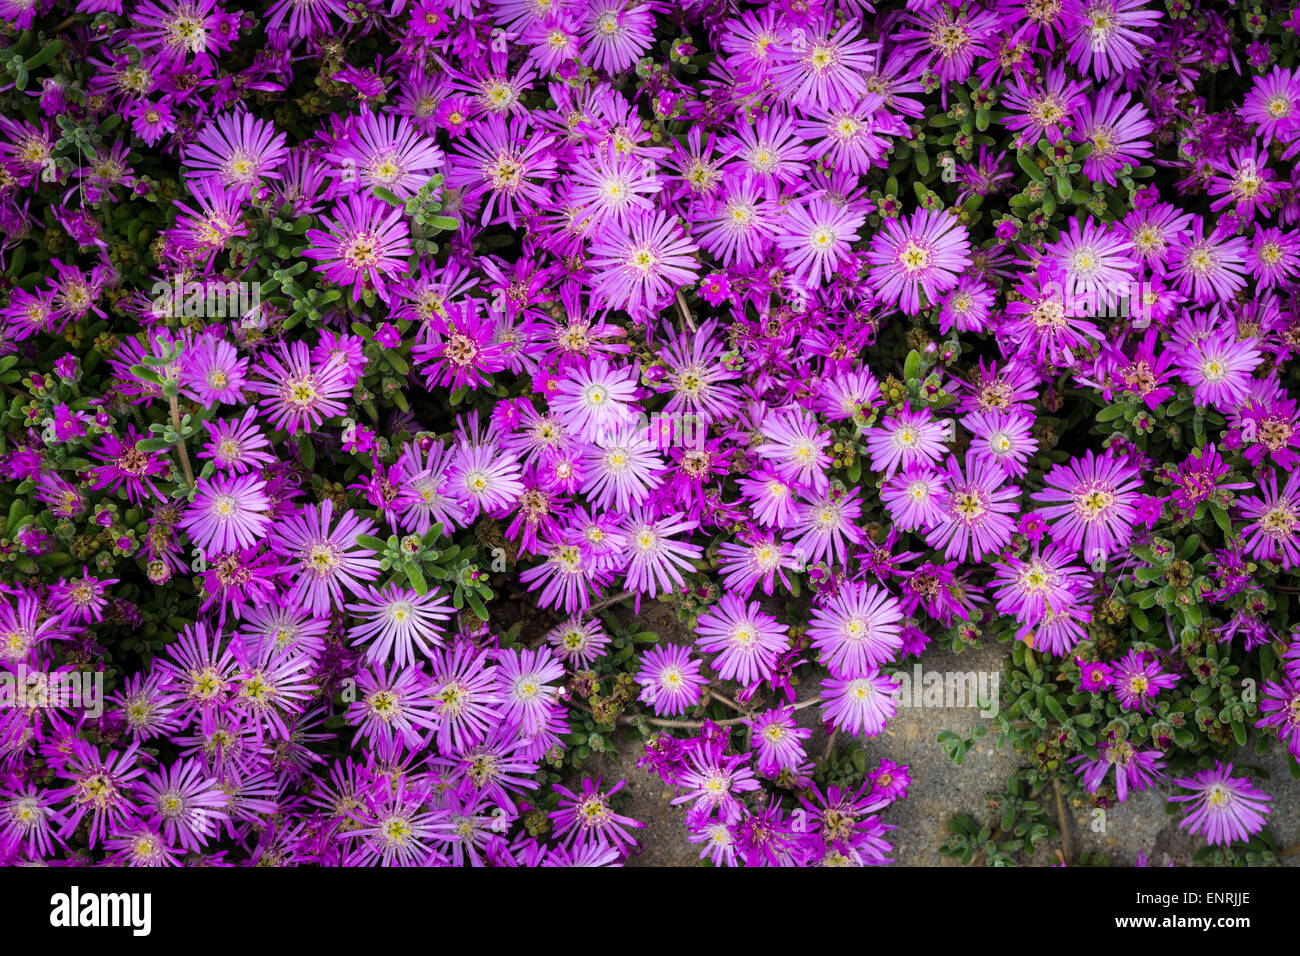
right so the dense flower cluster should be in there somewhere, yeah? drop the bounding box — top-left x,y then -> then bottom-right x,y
0,0 -> 1297,867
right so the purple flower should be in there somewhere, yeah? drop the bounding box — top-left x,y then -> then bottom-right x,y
1170,762 -> 1271,847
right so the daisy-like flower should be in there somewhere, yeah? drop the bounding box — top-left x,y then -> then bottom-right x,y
570,143 -> 661,229
1238,470 -> 1300,569
1031,449 -> 1143,561
87,425 -> 171,505
180,473 -> 272,555
413,300 -> 509,392
754,406 -> 833,496
347,663 -> 439,746
587,211 -> 700,317
340,782 -> 443,867
1208,142 -> 1279,221
717,534 -> 800,599
579,423 -> 665,511
880,467 -> 945,532
1002,67 -> 1088,148
670,742 -> 761,824
864,404 -> 950,478
1247,225 -> 1300,290
895,5 -> 998,87
0,589 -> 71,667
1070,738 -> 1165,803
580,0 -> 654,73
621,510 -> 703,600
131,0 -> 233,75
770,18 -> 877,112
866,207 -> 971,314
1166,216 -> 1249,305
720,110 -> 810,198
795,98 -> 905,177
937,276 -> 994,334
1241,65 -> 1300,146
549,777 -> 644,853
303,192 -> 414,304
0,785 -> 65,861
49,567 -> 117,625
551,356 -> 640,442
695,174 -> 779,268
1256,675 -> 1300,759
1075,90 -> 1153,187
248,340 -> 353,436
448,441 -> 526,520
990,544 -> 1091,628
496,646 -> 565,737
51,741 -> 145,849
635,644 -> 705,716
963,410 -> 1039,478
520,535 -> 611,614
426,642 -> 503,754
1041,216 -> 1137,309
1111,649 -> 1178,713
693,595 -> 789,687
925,451 -> 1021,562
1062,0 -> 1162,80
394,438 -> 467,535
182,111 -> 289,194
270,499 -> 381,616
198,409 -> 276,474
136,759 -> 230,853
179,335 -> 248,407
820,670 -> 898,738
346,583 -> 452,668
447,114 -> 557,229
546,617 -> 610,668
657,319 -> 742,424
1001,262 -> 1102,369
1170,315 -> 1261,410
808,581 -> 904,679
169,181 -> 249,262
746,706 -> 812,776
330,110 -> 444,201
1170,762 -> 1271,847
775,197 -> 866,288
791,490 -> 865,570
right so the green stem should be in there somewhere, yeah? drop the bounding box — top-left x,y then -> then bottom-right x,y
169,394 -> 195,490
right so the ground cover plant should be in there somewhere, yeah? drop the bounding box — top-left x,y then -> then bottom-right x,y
0,0 -> 1298,867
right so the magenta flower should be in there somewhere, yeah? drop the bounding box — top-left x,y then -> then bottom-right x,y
249,340 -> 354,436
866,207 -> 972,314
775,197 -> 866,288
1070,738 -> 1165,803
694,595 -> 789,687
180,473 -> 272,555
820,670 -> 898,738
1111,649 -> 1178,713
1238,470 -> 1300,569
1031,450 -> 1143,561
808,581 -> 904,679
303,192 -> 414,304
1170,762 -> 1271,847
270,499 -> 382,616
588,211 -> 700,317
925,451 -> 1021,563
636,643 -> 705,717
549,777 -> 643,853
